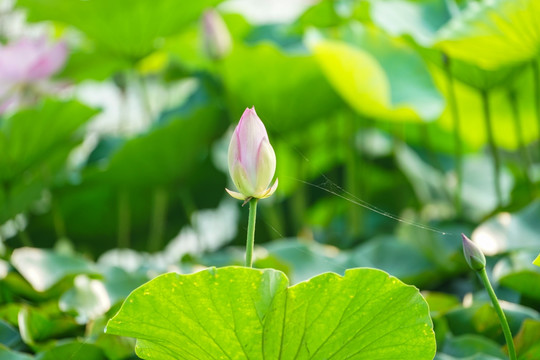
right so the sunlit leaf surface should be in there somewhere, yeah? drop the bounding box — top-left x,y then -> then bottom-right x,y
106,267 -> 436,360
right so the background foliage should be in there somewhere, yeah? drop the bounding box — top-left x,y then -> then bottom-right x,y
1,0 -> 540,359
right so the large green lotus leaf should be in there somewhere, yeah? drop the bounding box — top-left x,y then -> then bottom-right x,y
471,200 -> 540,255
106,267 -> 435,360
434,0 -> 540,69
221,43 -> 343,133
493,251 -> 540,300
312,24 -> 444,122
0,100 -> 98,223
17,0 -> 223,59
10,248 -> 97,292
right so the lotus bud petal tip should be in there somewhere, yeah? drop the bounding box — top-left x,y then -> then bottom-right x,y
462,233 -> 486,271
226,107 -> 277,201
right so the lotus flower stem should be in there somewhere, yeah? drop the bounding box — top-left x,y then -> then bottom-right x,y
443,55 -> 463,216
245,198 -> 258,267
507,90 -> 533,195
148,187 -> 168,252
478,268 -> 517,360
117,189 -> 131,248
480,90 -> 502,207
345,112 -> 361,237
533,60 -> 540,158
462,234 -> 516,360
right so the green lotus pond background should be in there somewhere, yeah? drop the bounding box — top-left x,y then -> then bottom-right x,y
1,0 -> 540,359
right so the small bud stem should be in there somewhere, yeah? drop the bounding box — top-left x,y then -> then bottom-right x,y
245,198 -> 258,267
478,268 -> 517,360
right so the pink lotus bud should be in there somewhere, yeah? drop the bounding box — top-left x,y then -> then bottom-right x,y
462,233 -> 486,271
0,37 -> 67,84
201,9 -> 232,60
226,107 -> 278,201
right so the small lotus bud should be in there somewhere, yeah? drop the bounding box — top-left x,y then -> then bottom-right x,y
226,107 -> 278,201
201,9 -> 232,60
462,233 -> 486,271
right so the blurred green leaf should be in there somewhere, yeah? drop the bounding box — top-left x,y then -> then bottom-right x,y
0,100 -> 98,223
17,0 -> 225,59
10,248 -> 96,292
512,319 -> 540,358
27,80 -> 227,253
59,50 -> 132,82
295,0 -> 342,29
423,292 -> 461,317
106,267 -> 436,359
35,341 -> 106,360
17,305 -> 80,345
0,345 -> 34,360
442,334 -> 506,359
445,302 -> 539,342
222,43 -> 343,133
435,0 -> 540,69
59,275 -> 110,324
431,63 -> 539,150
493,251 -> 540,300
312,24 -> 444,122
263,239 -> 349,284
369,0 -> 453,46
472,201 -> 540,255
460,156 -> 514,220
350,235 -> 437,287
0,319 -> 21,348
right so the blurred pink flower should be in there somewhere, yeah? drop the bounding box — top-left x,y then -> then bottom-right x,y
0,37 -> 67,83
201,9 -> 232,60
0,37 -> 67,114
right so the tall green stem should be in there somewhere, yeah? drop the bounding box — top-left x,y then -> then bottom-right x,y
245,198 -> 258,267
508,90 -> 533,195
117,189 -> 131,248
444,55 -> 463,215
478,268 -> 517,360
532,59 -> 540,158
480,90 -> 502,207
345,112 -> 361,237
148,187 -> 169,252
